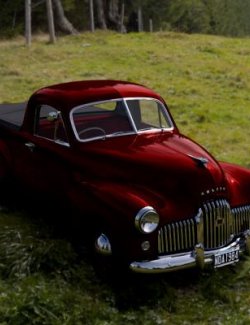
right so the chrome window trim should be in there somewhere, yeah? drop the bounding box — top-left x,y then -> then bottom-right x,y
124,97 -> 174,132
70,97 -> 174,143
34,134 -> 70,147
34,105 -> 70,147
70,98 -> 132,142
122,98 -> 138,134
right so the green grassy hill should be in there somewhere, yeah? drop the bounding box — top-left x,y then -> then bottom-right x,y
1,31 -> 250,165
0,32 -> 250,324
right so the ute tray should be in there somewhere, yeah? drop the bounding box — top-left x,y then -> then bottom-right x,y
0,102 -> 27,129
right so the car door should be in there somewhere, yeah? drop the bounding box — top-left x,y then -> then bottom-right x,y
10,104 -> 72,199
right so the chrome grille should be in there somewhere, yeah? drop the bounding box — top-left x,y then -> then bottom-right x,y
202,199 -> 233,249
158,200 -> 250,255
232,205 -> 250,234
158,218 -> 197,254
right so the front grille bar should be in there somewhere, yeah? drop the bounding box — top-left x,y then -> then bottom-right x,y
158,200 -> 250,255
232,205 -> 250,234
158,218 -> 196,254
202,199 -> 233,249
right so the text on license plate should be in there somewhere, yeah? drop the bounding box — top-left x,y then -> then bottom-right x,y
214,246 -> 240,268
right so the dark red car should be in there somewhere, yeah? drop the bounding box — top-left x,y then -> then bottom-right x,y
0,80 -> 249,273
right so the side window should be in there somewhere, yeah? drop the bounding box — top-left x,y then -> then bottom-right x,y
35,105 -> 69,145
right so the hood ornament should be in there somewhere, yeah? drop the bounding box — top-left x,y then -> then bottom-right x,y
188,154 -> 209,168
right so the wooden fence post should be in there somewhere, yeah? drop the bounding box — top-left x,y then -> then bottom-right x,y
120,2 -> 125,33
89,0 -> 95,32
138,6 -> 143,32
25,0 -> 32,46
149,18 -> 153,32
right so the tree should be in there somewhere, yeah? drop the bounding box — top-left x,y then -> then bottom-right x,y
126,0 -> 169,32
108,0 -> 126,32
96,0 -> 107,29
95,0 -> 126,32
46,0 -> 56,43
52,0 -> 78,34
205,0 -> 250,36
2,0 -> 250,38
167,0 -> 210,33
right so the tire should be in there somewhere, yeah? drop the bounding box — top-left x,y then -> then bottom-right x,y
0,155 -> 10,205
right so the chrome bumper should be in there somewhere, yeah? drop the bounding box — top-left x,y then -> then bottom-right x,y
130,231 -> 250,274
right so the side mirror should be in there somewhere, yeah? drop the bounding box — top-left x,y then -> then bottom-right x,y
47,111 -> 60,122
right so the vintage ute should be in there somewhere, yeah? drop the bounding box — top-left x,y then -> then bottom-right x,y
0,80 -> 249,273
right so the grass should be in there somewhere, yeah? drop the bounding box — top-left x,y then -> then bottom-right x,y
0,210 -> 249,324
0,31 -> 250,324
1,32 -> 250,165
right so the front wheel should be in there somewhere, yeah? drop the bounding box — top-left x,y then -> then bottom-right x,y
0,155 -> 10,206
90,230 -> 116,280
90,229 -> 130,281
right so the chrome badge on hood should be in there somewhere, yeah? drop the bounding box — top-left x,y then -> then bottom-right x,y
188,154 -> 209,168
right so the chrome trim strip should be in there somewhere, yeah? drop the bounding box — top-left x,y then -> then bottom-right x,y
70,97 -> 174,143
130,235 -> 249,274
130,251 -> 197,273
34,135 -> 70,147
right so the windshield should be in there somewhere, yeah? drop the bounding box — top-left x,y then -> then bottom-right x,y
126,99 -> 172,131
71,98 -> 173,142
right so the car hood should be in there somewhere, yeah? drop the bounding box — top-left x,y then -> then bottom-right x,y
79,132 -> 227,221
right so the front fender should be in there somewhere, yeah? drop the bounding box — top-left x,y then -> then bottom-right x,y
89,181 -> 154,220
221,162 -> 250,206
70,181 -> 161,260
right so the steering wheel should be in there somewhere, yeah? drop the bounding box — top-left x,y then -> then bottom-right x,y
78,127 -> 106,138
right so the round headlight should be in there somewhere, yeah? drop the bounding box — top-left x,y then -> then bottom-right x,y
135,206 -> 159,234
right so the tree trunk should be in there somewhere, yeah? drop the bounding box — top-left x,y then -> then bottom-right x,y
52,0 -> 78,34
95,0 -> 107,29
46,0 -> 56,43
108,0 -> 126,32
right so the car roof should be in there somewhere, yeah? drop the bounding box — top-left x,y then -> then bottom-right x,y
30,80 -> 164,111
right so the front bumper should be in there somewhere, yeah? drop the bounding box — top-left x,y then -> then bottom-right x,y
129,231 -> 250,274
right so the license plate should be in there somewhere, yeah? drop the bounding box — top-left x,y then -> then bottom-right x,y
214,246 -> 240,268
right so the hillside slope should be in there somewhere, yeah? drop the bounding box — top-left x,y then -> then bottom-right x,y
0,32 -> 249,324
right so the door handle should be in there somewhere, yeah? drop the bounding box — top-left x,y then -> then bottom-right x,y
25,142 -> 36,152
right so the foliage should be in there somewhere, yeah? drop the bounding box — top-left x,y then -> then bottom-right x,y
0,0 -> 87,37
205,0 -> 250,36
0,209 -> 249,324
1,0 -> 250,37
166,0 -> 211,33
0,0 -> 24,37
0,31 -> 250,324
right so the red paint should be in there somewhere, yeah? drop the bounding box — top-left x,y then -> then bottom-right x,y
1,80 -> 250,264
